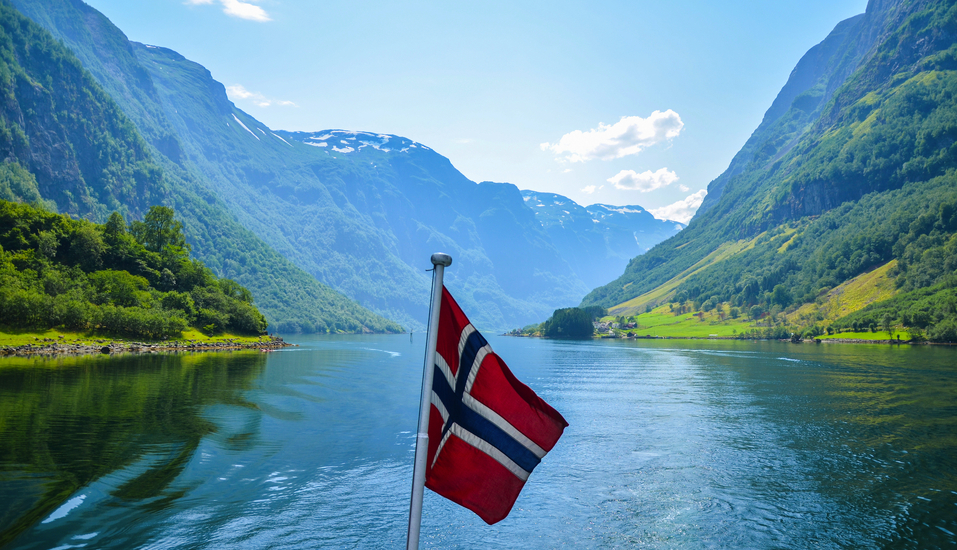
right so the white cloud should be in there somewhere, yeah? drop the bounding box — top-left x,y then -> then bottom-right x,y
607,168 -> 678,192
541,110 -> 683,163
581,185 -> 597,194
226,84 -> 256,99
679,184 -> 689,192
649,189 -> 707,224
222,0 -> 270,21
226,84 -> 297,108
563,168 -> 572,173
186,0 -> 271,22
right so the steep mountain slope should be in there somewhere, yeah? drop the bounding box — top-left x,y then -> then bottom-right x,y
2,0 -> 401,333
584,0 -> 957,338
11,0 -> 591,331
0,1 -> 164,220
695,8 -> 881,215
521,190 -> 684,289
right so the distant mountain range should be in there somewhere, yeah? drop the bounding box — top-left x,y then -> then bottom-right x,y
5,0 -> 682,332
521,191 -> 684,290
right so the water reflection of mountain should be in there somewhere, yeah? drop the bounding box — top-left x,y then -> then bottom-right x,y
0,352 -> 267,547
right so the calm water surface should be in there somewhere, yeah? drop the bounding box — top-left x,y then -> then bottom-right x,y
0,336 -> 955,549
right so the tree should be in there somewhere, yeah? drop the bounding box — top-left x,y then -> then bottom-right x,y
543,308 -> 594,339
881,312 -> 894,338
220,278 -> 253,303
772,284 -> 792,308
130,206 -> 189,254
36,230 -> 57,259
70,223 -> 104,270
104,211 -> 126,238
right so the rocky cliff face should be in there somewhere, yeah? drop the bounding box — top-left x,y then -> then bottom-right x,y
695,0 -> 898,217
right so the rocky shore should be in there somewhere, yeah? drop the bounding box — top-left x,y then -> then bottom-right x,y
0,335 -> 294,358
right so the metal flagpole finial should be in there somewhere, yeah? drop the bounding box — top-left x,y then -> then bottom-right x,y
431,253 -> 452,267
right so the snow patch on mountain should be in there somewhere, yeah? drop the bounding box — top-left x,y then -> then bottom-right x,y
231,114 -> 260,140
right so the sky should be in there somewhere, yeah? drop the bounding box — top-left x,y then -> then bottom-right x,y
83,0 -> 868,223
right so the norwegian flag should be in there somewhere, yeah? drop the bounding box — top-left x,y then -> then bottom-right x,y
425,286 -> 568,524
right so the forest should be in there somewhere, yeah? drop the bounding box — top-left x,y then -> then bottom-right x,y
0,200 -> 268,339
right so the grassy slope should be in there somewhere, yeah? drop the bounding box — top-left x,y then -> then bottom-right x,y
612,305 -> 754,338
609,236 -> 763,316
786,261 -> 898,326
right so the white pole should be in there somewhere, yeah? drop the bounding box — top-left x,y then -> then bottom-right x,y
406,252 -> 452,550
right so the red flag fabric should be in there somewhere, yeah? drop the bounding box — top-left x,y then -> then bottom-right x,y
425,286 -> 568,524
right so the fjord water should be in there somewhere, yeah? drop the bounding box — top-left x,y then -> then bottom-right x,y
1,337 -> 955,549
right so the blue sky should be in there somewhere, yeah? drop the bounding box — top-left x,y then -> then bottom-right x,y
83,0 -> 867,222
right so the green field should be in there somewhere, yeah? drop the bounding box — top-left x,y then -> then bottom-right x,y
605,305 -> 759,338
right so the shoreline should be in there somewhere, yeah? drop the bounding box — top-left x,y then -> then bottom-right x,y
0,335 -> 295,358
504,333 -> 949,345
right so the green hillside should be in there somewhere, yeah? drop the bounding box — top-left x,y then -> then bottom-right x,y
0,0 -> 401,334
584,0 -> 957,342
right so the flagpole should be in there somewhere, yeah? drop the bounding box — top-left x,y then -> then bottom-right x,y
407,252 -> 452,550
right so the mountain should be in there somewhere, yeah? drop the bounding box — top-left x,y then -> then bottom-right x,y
0,0 -> 401,334
521,190 -> 684,289
694,8 -> 880,216
9,0 -> 683,333
8,0 -> 623,332
583,0 -> 957,339
126,42 -> 597,331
